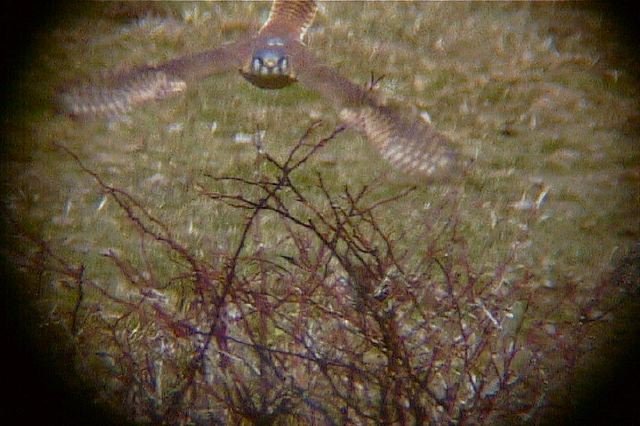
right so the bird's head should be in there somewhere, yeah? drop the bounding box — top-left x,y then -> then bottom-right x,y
241,36 -> 297,89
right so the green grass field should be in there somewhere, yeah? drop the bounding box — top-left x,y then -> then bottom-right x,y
2,2 -> 639,423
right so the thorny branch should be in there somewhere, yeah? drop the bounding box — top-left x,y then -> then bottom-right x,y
5,123 -> 631,424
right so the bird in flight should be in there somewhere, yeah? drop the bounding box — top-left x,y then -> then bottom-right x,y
60,0 -> 459,179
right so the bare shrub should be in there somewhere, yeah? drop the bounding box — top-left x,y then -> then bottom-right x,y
5,123 -> 633,424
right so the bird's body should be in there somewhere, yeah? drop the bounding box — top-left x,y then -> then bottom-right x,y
59,0 -> 460,179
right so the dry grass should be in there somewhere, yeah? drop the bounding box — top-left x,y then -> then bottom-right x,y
2,2 -> 639,424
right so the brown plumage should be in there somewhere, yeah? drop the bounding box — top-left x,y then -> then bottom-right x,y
260,0 -> 317,41
59,0 -> 459,179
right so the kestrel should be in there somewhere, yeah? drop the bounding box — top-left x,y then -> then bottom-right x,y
59,0 -> 459,178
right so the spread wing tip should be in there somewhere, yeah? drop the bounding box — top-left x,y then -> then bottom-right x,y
57,70 -> 187,118
340,106 -> 461,180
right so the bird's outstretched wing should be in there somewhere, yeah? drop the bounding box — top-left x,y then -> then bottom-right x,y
58,39 -> 253,117
290,44 -> 459,179
259,0 -> 318,41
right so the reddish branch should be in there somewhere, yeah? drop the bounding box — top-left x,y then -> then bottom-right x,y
4,122 -> 627,424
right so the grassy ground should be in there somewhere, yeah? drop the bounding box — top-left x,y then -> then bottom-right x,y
2,1 -> 639,423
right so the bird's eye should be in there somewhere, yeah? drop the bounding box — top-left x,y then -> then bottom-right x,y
278,57 -> 288,71
251,58 -> 262,73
